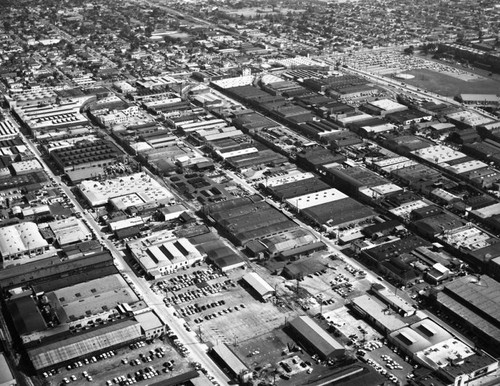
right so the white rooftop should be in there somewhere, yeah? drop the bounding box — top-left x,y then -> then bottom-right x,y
79,173 -> 174,207
368,99 -> 407,111
0,222 -> 48,257
285,188 -> 348,210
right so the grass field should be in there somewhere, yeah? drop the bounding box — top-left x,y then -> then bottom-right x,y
400,68 -> 500,97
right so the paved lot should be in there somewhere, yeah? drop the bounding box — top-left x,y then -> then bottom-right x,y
45,339 -> 190,386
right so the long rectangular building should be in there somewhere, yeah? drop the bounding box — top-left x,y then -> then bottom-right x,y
241,272 -> 275,302
28,319 -> 142,371
289,315 -> 344,359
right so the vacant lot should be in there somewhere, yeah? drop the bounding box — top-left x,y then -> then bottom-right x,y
401,68 -> 500,97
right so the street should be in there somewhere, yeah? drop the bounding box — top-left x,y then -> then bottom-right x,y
8,113 -> 232,386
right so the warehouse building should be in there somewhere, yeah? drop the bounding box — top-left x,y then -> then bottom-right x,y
264,177 -> 329,201
321,165 -> 389,197
129,237 -> 204,278
78,173 -> 174,208
288,315 -> 345,360
260,170 -> 315,189
210,343 -> 251,383
45,274 -> 138,322
47,217 -> 93,246
50,140 -> 122,172
432,275 -> 500,355
301,197 -> 376,230
389,319 -> 498,385
258,228 -> 325,260
241,272 -> 275,302
0,222 -> 50,261
371,285 -> 416,317
0,252 -> 115,291
362,99 -> 408,117
204,197 -> 298,247
285,188 -> 348,211
28,319 -> 142,372
350,295 -> 410,334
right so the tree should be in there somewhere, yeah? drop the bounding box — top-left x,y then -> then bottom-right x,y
403,45 -> 414,55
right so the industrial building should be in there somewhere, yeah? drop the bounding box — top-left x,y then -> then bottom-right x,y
0,251 -> 115,291
432,275 -> 500,355
389,319 -> 498,385
0,222 -> 50,260
371,285 -> 416,317
204,196 -> 298,247
241,272 -> 275,302
50,140 -> 122,172
350,295 -> 411,334
78,173 -> 174,208
45,274 -> 139,322
258,228 -> 325,260
363,99 -> 408,116
28,319 -> 143,372
129,236 -> 204,278
210,343 -> 251,382
301,197 -> 376,230
47,217 -> 93,246
285,188 -> 348,211
288,315 -> 345,360
195,238 -> 247,272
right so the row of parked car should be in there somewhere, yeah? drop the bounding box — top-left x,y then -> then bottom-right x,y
192,304 -> 246,324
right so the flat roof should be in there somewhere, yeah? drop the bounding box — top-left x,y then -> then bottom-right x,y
0,352 -> 15,385
79,173 -> 174,207
0,252 -> 113,290
351,295 -> 407,332
412,145 -> 467,165
48,217 -> 92,245
264,171 -> 315,188
289,315 -> 344,357
368,99 -> 407,111
390,318 -> 453,355
302,197 -> 375,226
0,222 -> 48,257
267,177 -> 330,199
286,188 -> 348,210
374,286 -> 416,316
134,310 -> 164,331
50,274 -> 138,320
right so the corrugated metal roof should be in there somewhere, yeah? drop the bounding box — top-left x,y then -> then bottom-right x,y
29,320 -> 142,370
289,315 -> 344,358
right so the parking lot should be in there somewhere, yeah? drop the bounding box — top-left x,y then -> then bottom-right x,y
44,339 -> 190,386
295,256 -> 372,314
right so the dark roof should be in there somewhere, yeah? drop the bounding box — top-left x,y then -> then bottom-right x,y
0,252 -> 114,290
149,370 -> 199,386
363,235 -> 431,262
7,294 -> 47,335
307,364 -> 385,386
362,220 -> 401,237
266,177 -> 330,200
52,140 -> 121,168
115,226 -> 141,240
302,197 -> 376,226
289,315 -> 344,358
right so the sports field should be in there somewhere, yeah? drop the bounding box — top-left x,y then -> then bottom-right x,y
399,68 -> 500,97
